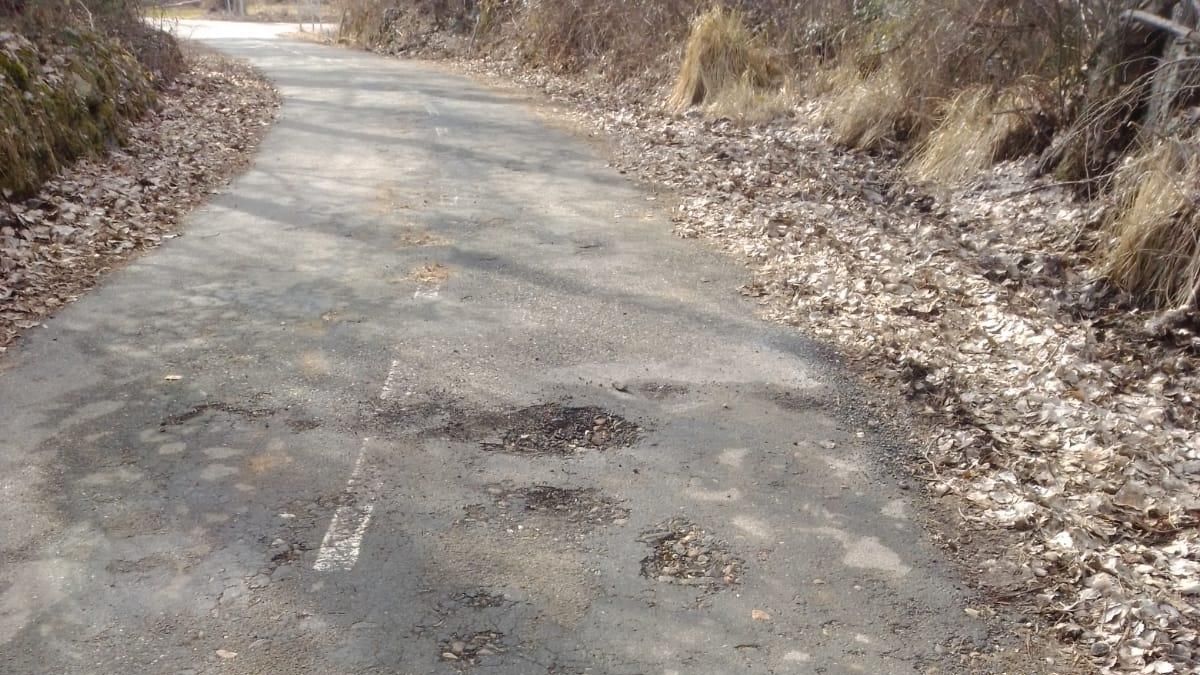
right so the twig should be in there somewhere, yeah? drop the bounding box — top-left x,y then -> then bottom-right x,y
1121,8 -> 1200,45
74,0 -> 93,28
999,178 -> 1097,201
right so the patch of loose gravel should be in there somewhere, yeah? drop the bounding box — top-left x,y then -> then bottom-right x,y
469,483 -> 630,531
636,381 -> 690,400
439,630 -> 506,669
638,518 -> 743,590
0,42 -> 279,353
477,404 -> 641,456
446,589 -> 513,610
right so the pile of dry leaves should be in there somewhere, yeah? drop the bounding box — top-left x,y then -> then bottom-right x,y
432,57 -> 1200,673
0,45 -> 279,351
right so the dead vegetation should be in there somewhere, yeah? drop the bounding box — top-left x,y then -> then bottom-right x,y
907,83 -> 1054,185
668,7 -> 785,122
1099,137 -> 1200,310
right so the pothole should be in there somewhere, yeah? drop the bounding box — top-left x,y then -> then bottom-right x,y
286,418 -> 321,432
639,518 -> 743,589
160,401 -> 275,427
449,589 -> 512,610
474,483 -> 630,529
479,404 -> 640,456
362,395 -> 461,436
638,382 -> 689,400
769,389 -> 832,412
439,630 -> 506,668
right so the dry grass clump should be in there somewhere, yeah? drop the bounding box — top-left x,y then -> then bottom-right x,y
821,1 -> 1094,154
1098,140 -> 1200,310
516,0 -> 698,77
907,83 -> 1052,184
703,72 -> 793,123
824,60 -> 912,149
407,262 -> 451,286
668,6 -> 783,120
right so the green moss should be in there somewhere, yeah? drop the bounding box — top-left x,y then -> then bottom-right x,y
0,26 -> 156,199
0,52 -> 30,89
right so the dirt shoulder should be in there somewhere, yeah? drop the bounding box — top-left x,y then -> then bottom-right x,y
0,43 -> 279,353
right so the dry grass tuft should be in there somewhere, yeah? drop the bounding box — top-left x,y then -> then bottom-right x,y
1098,140 -> 1200,310
906,83 -> 1052,184
823,61 -> 913,150
703,72 -> 793,123
668,6 -> 780,117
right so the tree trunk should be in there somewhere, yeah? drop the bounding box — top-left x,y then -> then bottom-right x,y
1036,0 -> 1178,185
0,0 -> 25,16
1141,0 -> 1200,138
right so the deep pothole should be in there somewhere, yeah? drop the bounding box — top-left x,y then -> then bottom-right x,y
479,404 -> 640,456
639,518 -> 743,589
439,630 -> 506,668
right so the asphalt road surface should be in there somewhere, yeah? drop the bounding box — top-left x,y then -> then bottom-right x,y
0,22 -> 1015,674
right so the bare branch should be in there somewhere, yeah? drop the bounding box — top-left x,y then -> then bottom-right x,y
1121,8 -> 1200,45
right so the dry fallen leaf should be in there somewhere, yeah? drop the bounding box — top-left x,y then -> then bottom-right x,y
751,609 -> 771,622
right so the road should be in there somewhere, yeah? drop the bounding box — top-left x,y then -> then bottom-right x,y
1,22 -> 1008,674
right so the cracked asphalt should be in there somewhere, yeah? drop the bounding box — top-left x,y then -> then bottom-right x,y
0,21 -> 1027,674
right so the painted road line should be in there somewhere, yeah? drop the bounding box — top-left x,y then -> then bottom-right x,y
314,356 -> 405,571
312,438 -> 373,572
379,359 -> 401,401
312,503 -> 375,572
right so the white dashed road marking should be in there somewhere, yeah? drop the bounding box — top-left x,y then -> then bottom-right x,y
378,359 -> 402,401
314,358 -> 403,571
